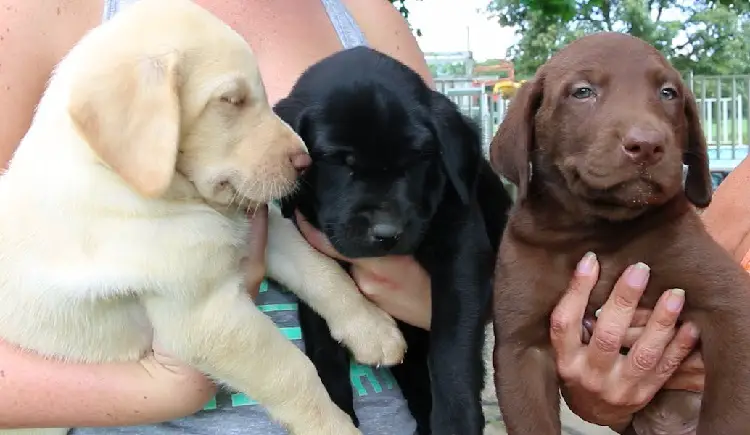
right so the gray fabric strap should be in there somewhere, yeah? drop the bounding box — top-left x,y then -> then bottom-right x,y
319,0 -> 368,48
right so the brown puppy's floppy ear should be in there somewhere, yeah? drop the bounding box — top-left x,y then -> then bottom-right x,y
489,79 -> 542,201
68,52 -> 181,198
682,89 -> 713,208
430,91 -> 483,205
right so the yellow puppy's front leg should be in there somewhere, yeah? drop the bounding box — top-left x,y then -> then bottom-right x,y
265,205 -> 406,367
143,278 -> 361,435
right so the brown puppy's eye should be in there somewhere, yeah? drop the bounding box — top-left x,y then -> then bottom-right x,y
345,155 -> 356,166
660,87 -> 678,100
571,86 -> 595,99
220,95 -> 246,107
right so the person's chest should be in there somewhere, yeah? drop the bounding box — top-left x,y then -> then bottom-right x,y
193,0 -> 347,105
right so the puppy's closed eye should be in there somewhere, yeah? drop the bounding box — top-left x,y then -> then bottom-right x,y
219,92 -> 246,107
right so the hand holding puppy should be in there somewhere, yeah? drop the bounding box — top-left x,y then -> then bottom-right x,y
296,210 -> 432,331
551,253 -> 704,432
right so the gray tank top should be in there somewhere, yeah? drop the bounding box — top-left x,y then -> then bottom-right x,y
70,1 -> 417,434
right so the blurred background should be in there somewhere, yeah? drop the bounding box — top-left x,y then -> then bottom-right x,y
391,0 -> 750,192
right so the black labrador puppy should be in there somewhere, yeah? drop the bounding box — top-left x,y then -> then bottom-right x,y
275,46 -> 512,435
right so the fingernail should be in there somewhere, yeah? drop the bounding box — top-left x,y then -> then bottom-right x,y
686,322 -> 700,338
576,252 -> 597,275
666,288 -> 685,313
625,262 -> 650,288
583,318 -> 594,333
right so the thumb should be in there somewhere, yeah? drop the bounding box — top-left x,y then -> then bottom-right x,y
295,209 -> 351,262
244,205 -> 269,300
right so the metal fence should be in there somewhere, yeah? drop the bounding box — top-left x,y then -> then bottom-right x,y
437,74 -> 750,167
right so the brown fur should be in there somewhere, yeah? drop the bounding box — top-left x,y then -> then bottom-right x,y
490,32 -> 750,434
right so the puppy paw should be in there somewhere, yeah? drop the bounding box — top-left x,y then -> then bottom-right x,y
329,302 -> 406,367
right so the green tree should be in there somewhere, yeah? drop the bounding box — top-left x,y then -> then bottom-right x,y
389,0 -> 423,36
487,0 -> 750,77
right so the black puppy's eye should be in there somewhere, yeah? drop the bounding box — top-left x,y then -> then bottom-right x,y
660,86 -> 678,100
344,155 -> 356,166
572,86 -> 595,99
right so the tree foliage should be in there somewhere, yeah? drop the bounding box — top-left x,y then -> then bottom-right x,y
389,0 -> 423,36
487,0 -> 750,77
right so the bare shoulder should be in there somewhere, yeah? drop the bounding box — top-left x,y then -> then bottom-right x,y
0,0 -> 102,168
343,0 -> 434,89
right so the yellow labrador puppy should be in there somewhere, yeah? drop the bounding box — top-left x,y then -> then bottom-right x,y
0,1 -> 406,434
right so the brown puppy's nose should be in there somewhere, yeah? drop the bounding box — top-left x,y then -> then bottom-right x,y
290,152 -> 312,174
621,127 -> 666,165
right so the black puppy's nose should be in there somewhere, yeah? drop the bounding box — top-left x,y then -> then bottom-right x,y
621,127 -> 666,165
371,222 -> 402,240
367,212 -> 403,247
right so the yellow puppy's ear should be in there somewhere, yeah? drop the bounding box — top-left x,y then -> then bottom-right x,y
68,52 -> 181,198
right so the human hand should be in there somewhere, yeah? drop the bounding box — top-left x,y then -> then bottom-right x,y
550,252 -> 700,429
296,210 -> 432,330
583,309 -> 705,394
244,205 -> 269,301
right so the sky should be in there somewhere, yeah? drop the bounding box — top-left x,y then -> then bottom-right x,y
406,1 -> 689,62
408,0 -> 517,62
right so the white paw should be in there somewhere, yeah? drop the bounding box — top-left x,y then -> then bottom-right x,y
328,302 -> 407,367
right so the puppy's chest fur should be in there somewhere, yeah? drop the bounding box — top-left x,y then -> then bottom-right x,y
0,184 -> 250,363
496,205 -> 750,343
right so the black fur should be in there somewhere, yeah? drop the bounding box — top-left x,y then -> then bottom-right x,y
276,46 -> 512,435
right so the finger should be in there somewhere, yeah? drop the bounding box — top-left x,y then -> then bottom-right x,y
586,262 -> 649,376
653,321 -> 700,389
676,351 -> 705,373
550,252 -> 599,371
621,327 -> 646,349
622,289 -> 684,380
630,309 -> 653,328
244,205 -> 269,301
583,320 -> 645,349
663,373 -> 705,393
246,204 -> 268,262
295,209 -> 350,261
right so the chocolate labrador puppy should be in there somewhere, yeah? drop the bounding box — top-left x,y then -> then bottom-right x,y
490,32 -> 750,434
276,46 -> 512,435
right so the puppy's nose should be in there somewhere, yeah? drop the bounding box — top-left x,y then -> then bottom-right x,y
290,151 -> 312,174
621,127 -> 665,165
367,212 -> 403,248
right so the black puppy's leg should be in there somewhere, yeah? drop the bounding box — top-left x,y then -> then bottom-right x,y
390,322 -> 432,435
298,301 -> 359,426
419,219 -> 492,435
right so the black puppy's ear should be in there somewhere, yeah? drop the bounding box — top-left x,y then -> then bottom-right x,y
489,79 -> 542,201
682,89 -> 712,208
430,91 -> 483,205
274,97 -> 311,219
274,96 -> 314,138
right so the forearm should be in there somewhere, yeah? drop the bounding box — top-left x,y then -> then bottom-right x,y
0,341 -> 213,428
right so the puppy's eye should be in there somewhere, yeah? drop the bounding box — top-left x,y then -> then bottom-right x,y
572,86 -> 595,99
660,86 -> 678,100
345,155 -> 356,166
220,94 -> 246,107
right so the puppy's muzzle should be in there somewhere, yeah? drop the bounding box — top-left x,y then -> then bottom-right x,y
621,126 -> 666,166
290,151 -> 312,175
364,210 -> 404,250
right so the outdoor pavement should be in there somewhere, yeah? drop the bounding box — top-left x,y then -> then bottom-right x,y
481,327 -> 616,435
